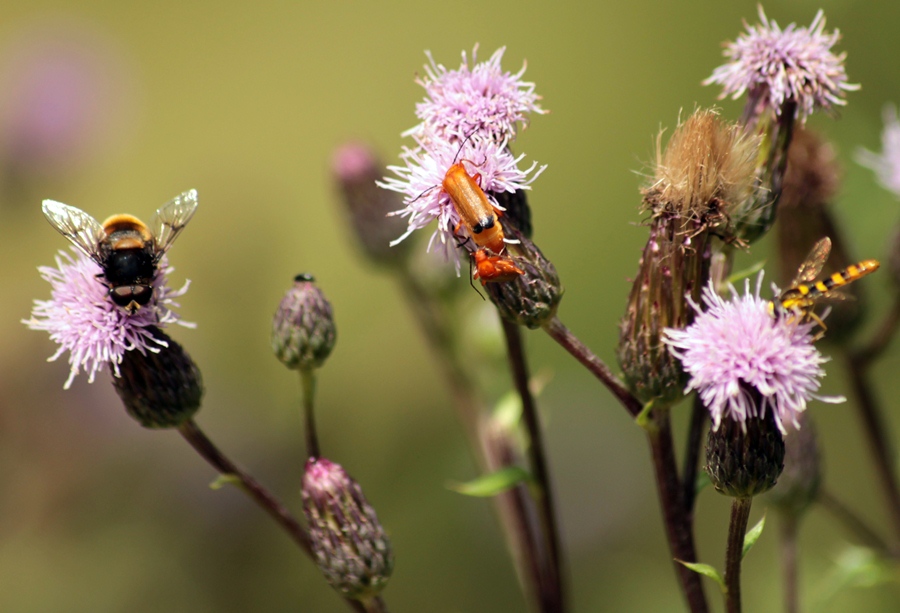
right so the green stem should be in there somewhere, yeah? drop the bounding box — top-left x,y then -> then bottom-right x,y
176,419 -> 367,613
779,514 -> 799,613
646,411 -> 710,613
300,368 -> 320,459
542,316 -> 642,417
724,497 -> 753,613
501,319 -> 566,613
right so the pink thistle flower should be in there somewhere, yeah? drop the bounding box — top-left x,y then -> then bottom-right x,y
704,7 -> 858,122
857,105 -> 900,198
663,274 -> 844,433
24,248 -> 193,389
378,132 -> 545,269
407,45 -> 545,143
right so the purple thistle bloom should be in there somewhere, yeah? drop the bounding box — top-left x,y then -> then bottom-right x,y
408,45 -> 545,142
24,248 -> 193,389
704,7 -> 858,122
663,274 -> 844,433
378,132 -> 545,268
857,105 -> 900,198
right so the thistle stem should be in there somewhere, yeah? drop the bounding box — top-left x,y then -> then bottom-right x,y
779,514 -> 799,613
542,316 -> 642,417
300,368 -> 321,459
646,411 -> 710,613
501,318 -> 566,613
817,488 -> 894,557
396,266 -> 545,611
843,352 -> 900,543
724,497 -> 753,613
176,419 -> 368,613
682,395 -> 707,517
852,292 -> 900,367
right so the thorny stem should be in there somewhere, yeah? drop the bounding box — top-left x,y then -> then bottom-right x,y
501,319 -> 566,613
724,497 -> 753,613
176,419 -> 368,613
682,395 -> 707,517
647,411 -> 710,613
843,352 -> 900,544
300,368 -> 321,459
396,265 -> 546,611
817,488 -> 895,557
542,316 -> 642,417
779,514 -> 799,613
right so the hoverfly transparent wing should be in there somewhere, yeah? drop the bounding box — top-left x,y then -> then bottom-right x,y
791,236 -> 832,286
149,189 -> 198,261
41,200 -> 106,264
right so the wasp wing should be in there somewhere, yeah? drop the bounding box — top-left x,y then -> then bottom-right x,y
792,237 -> 832,286
149,189 -> 198,260
41,200 -> 106,263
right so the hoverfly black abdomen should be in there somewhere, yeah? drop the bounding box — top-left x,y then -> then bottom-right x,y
41,190 -> 198,314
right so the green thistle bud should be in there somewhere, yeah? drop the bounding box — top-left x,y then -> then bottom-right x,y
706,398 -> 785,499
112,327 -> 203,429
484,222 -> 563,329
332,142 -> 412,267
272,274 -> 337,371
302,458 -> 393,602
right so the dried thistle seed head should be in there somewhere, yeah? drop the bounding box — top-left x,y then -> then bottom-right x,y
302,458 -> 393,602
332,142 -> 413,267
643,108 -> 759,241
271,274 -> 337,371
617,218 -> 708,406
766,413 -> 821,517
777,128 -> 866,338
112,327 -> 203,429
483,224 -> 562,329
706,403 -> 785,499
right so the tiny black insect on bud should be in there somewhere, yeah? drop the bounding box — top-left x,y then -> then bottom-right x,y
484,223 -> 563,329
112,327 -> 203,429
706,395 -> 785,499
302,457 -> 393,602
272,275 -> 337,371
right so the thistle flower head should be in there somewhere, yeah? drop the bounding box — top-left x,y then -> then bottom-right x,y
857,105 -> 900,198
24,248 -> 192,389
408,45 -> 545,142
704,7 -> 858,122
378,133 -> 545,268
663,273 -> 844,433
271,274 -> 337,371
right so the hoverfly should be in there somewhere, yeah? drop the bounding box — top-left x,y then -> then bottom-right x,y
42,190 -> 198,313
770,236 -> 879,329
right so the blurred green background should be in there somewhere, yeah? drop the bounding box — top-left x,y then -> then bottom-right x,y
2,0 -> 900,611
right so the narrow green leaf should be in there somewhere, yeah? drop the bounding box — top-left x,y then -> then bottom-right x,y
210,474 -> 241,490
724,260 -> 766,288
742,513 -> 766,559
677,560 -> 725,591
447,466 -> 532,497
694,471 -> 711,496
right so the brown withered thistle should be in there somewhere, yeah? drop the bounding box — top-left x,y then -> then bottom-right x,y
618,109 -> 759,406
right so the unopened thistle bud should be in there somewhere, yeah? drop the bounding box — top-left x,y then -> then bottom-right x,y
766,413 -> 821,518
777,127 -> 866,338
272,274 -> 337,371
706,399 -> 786,499
332,142 -> 412,267
302,458 -> 393,602
619,109 -> 757,406
484,221 -> 563,329
112,327 -> 203,428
